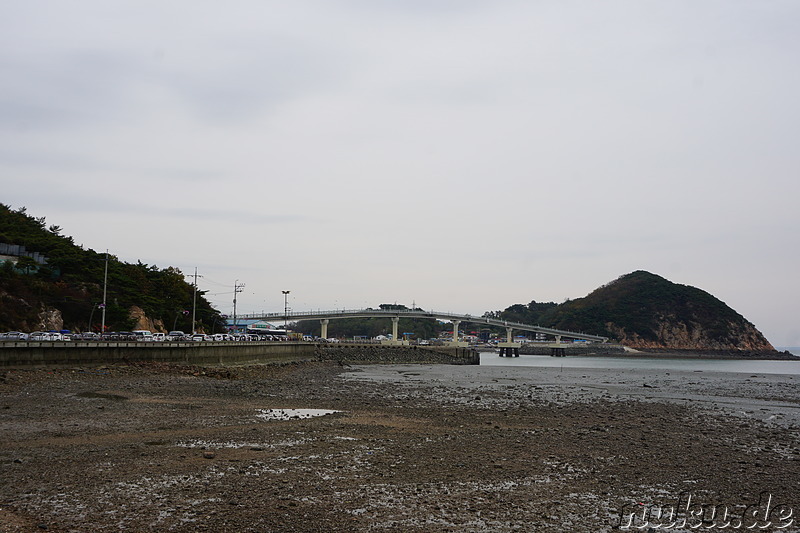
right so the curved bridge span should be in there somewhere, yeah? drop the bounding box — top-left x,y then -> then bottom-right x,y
238,308 -> 608,344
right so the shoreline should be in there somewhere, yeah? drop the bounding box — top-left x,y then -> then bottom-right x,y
620,348 -> 799,360
572,350 -> 800,360
506,345 -> 799,360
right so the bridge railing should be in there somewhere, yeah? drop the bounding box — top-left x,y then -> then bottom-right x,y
239,308 -> 441,319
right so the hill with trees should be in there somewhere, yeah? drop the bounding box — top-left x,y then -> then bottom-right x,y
0,204 -> 221,334
492,271 -> 774,352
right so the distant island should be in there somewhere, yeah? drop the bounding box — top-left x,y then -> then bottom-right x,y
0,205 -> 784,357
490,270 -> 779,356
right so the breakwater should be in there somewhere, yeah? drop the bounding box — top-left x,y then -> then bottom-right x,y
0,341 -> 478,367
518,343 -> 626,356
315,344 -> 479,365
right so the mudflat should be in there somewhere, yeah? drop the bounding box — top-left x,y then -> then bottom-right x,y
1,360 -> 798,532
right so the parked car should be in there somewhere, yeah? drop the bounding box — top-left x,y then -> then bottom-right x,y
132,330 -> 154,341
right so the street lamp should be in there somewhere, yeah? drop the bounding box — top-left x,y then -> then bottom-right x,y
282,290 -> 290,332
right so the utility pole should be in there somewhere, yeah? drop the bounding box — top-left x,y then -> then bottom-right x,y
232,280 -> 245,334
282,290 -> 290,332
100,250 -> 108,334
191,268 -> 198,334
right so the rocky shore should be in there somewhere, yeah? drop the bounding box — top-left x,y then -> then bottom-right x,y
518,344 -> 796,360
623,348 -> 799,360
315,344 -> 479,365
1,360 -> 798,532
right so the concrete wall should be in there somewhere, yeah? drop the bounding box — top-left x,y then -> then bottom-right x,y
315,344 -> 479,365
0,342 -> 479,367
0,341 -> 317,367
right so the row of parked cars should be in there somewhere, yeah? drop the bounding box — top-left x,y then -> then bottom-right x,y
0,330 -> 298,342
159,332 -> 293,342
1,331 -> 72,341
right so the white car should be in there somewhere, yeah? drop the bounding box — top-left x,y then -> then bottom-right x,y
132,330 -> 154,341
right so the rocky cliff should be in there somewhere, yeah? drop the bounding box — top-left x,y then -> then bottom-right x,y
129,306 -> 167,333
604,316 -> 774,351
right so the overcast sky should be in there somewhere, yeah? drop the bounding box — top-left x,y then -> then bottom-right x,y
2,1 -> 799,346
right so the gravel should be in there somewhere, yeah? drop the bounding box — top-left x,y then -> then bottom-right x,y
1,360 -> 798,532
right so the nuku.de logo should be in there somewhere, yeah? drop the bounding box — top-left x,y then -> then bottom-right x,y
617,492 -> 794,530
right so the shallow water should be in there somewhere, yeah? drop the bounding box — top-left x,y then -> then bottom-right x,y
255,408 -> 340,421
479,352 -> 800,375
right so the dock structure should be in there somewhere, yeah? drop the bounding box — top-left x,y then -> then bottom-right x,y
550,345 -> 567,357
498,343 -> 520,357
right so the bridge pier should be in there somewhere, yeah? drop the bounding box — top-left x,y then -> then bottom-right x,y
320,319 -> 329,339
382,317 -> 409,345
497,326 -> 520,356
550,336 -> 565,356
447,320 -> 468,347
498,342 -> 520,357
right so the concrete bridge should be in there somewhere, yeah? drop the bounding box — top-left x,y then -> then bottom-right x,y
238,308 -> 608,354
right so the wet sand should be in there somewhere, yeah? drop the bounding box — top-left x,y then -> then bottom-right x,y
1,361 -> 798,532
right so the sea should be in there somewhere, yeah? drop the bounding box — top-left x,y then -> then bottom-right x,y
479,347 -> 800,376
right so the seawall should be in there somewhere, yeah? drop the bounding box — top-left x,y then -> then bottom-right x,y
315,344 -> 479,365
0,341 -> 479,367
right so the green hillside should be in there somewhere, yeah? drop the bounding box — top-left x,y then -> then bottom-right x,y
0,204 -> 220,333
495,271 -> 773,351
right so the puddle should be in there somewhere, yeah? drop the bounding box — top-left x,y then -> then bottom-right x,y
255,409 -> 341,421
176,438 -> 310,449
